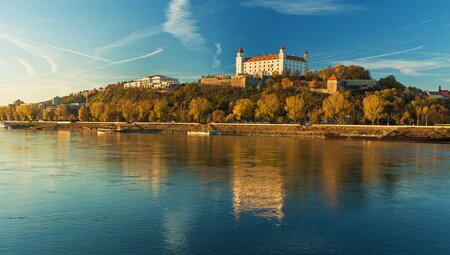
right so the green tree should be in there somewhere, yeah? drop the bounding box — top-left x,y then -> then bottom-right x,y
233,99 -> 255,121
255,94 -> 280,122
363,94 -> 385,125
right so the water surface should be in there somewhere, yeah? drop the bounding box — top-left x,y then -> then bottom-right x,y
0,131 -> 449,254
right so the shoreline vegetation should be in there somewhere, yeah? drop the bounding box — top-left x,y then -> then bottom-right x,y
1,66 -> 449,140
4,121 -> 450,143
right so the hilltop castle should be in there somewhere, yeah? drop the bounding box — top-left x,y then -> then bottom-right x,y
236,46 -> 309,76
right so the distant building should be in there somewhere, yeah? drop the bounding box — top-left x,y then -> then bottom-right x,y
200,74 -> 263,89
236,46 -> 309,77
124,75 -> 181,90
320,75 -> 377,94
52,96 -> 62,105
427,86 -> 450,100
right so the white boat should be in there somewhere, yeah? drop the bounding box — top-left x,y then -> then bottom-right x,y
1,122 -> 10,129
97,128 -> 116,135
187,131 -> 222,136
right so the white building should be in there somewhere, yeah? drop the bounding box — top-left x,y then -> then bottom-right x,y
236,46 -> 309,77
124,75 -> 180,90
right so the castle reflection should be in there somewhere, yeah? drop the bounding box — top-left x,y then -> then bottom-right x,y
231,139 -> 285,220
82,133 -> 448,221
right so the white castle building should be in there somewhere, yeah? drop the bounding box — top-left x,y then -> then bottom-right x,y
124,75 -> 180,90
236,46 -> 309,76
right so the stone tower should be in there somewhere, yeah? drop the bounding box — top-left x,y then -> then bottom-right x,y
304,50 -> 310,71
236,47 -> 245,75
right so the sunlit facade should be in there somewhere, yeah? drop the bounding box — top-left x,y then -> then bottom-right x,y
236,46 -> 309,76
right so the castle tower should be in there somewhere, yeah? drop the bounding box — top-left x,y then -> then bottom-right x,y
236,47 -> 245,75
279,45 -> 286,59
327,75 -> 339,94
304,50 -> 310,71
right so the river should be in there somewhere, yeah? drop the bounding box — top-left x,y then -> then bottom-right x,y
0,130 -> 449,254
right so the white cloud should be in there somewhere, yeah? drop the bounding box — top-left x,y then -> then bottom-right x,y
242,0 -> 362,15
164,0 -> 205,49
95,25 -> 164,57
212,42 -> 222,68
42,55 -> 58,74
18,58 -> 36,77
1,34 -> 112,63
2,35 -> 59,74
75,48 -> 164,75
402,19 -> 433,30
340,58 -> 450,76
361,46 -> 423,60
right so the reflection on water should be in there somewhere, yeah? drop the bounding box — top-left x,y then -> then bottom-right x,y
0,131 -> 449,254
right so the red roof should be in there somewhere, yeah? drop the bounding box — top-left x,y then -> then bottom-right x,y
245,54 -> 279,62
286,55 -> 305,62
244,54 -> 306,63
328,75 -> 338,80
238,47 -> 244,53
440,90 -> 450,99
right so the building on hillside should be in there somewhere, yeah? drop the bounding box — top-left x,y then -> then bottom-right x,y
124,75 -> 181,90
52,96 -> 62,105
319,75 -> 378,94
236,46 -> 309,77
200,74 -> 263,89
427,86 -> 450,100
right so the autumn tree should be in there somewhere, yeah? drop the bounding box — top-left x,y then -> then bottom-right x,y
363,94 -> 385,125
304,70 -> 315,81
102,105 -> 118,122
281,77 -> 293,88
121,100 -> 139,122
152,98 -> 169,122
188,97 -> 212,123
346,65 -> 371,80
285,95 -> 307,123
233,99 -> 255,121
78,106 -> 90,121
309,80 -> 319,89
90,102 -> 104,121
333,64 -> 347,80
319,67 -> 334,81
138,101 -> 152,122
255,94 -> 280,122
322,93 -> 350,123
55,104 -> 68,120
211,109 -> 226,123
43,107 -> 56,121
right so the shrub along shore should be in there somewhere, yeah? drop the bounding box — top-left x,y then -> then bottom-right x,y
5,121 -> 450,143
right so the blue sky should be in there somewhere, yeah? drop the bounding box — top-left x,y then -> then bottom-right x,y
0,0 -> 449,105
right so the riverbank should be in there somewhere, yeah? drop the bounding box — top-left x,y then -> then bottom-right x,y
4,121 -> 450,143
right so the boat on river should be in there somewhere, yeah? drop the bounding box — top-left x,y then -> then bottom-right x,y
187,131 -> 222,136
1,122 -> 11,129
97,126 -> 128,135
